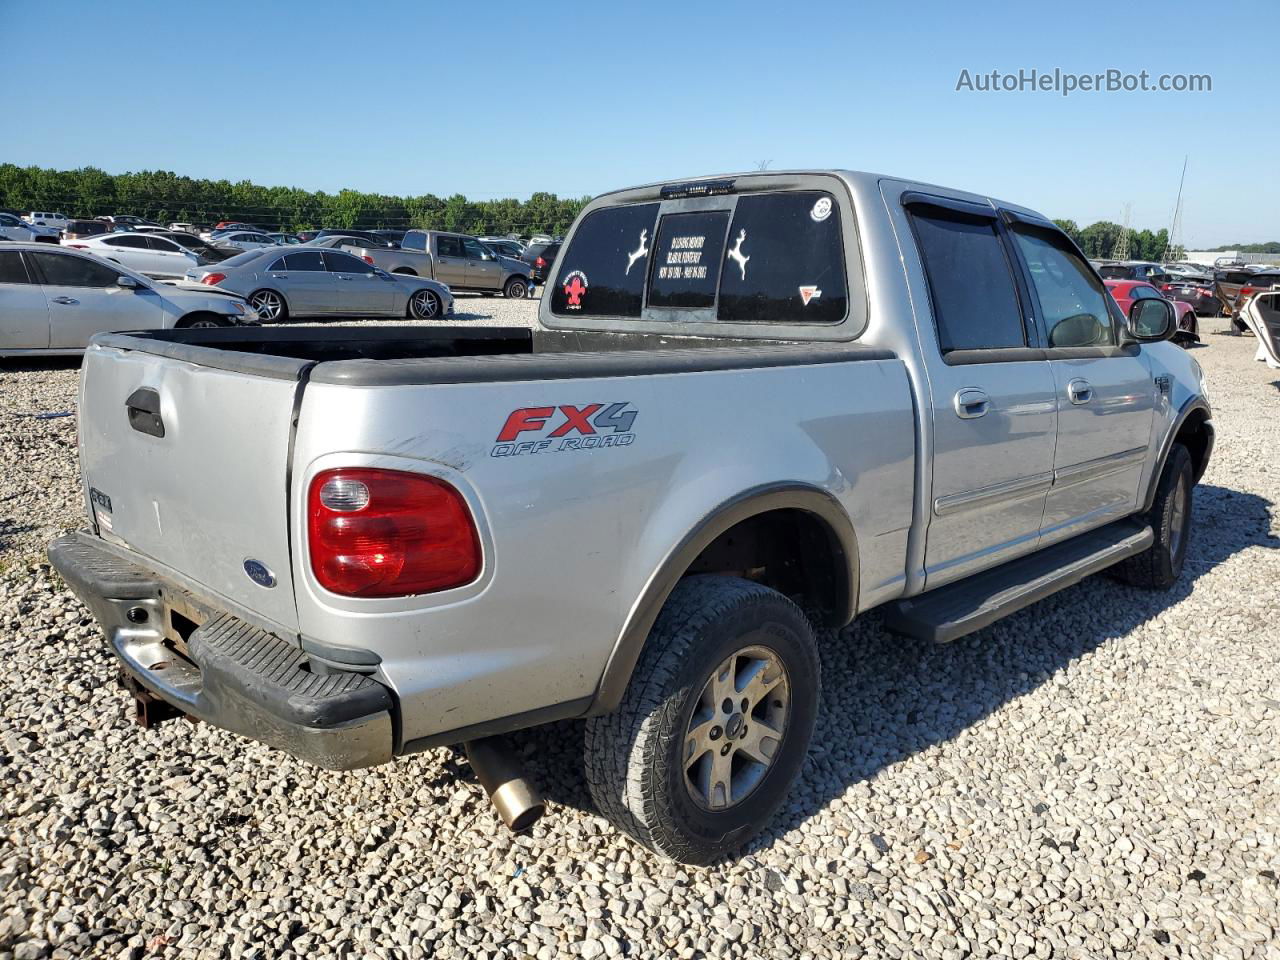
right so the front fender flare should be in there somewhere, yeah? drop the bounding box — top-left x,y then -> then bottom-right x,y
587,483 -> 859,716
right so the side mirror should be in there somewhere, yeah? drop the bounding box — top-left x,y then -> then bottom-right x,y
1128,298 -> 1175,342
116,275 -> 141,290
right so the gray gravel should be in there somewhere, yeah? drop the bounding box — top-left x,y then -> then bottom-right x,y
1,326 -> 1277,959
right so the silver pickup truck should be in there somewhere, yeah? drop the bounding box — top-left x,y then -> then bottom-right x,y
355,229 -> 534,299
50,171 -> 1213,864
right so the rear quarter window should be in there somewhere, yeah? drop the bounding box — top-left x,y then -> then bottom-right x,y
550,203 -> 659,317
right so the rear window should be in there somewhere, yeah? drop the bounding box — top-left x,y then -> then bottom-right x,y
218,249 -> 271,269
1098,264 -> 1132,279
549,202 -> 658,316
718,191 -> 846,324
647,210 -> 730,309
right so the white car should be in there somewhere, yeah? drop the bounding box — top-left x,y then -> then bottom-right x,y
25,211 -> 69,232
0,212 -> 57,241
0,243 -> 256,355
64,233 -> 202,279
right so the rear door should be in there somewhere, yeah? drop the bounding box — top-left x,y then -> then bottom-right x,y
902,196 -> 1059,587
323,250 -> 397,314
0,250 -> 50,349
433,234 -> 467,286
99,234 -> 158,274
27,249 -> 159,349
78,343 -> 306,630
1005,218 -> 1155,543
462,237 -> 503,290
144,235 -> 195,278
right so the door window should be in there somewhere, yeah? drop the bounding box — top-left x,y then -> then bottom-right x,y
0,251 -> 32,283
284,251 -> 325,271
145,236 -> 183,252
1011,226 -> 1116,348
403,232 -> 427,251
907,205 -> 1026,352
462,238 -> 489,260
28,251 -> 122,287
103,235 -> 149,248
436,236 -> 464,258
323,251 -> 375,275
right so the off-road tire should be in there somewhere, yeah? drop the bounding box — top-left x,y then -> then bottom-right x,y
584,575 -> 820,864
1112,443 -> 1193,589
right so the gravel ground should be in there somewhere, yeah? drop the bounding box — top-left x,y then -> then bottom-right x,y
0,326 -> 1276,960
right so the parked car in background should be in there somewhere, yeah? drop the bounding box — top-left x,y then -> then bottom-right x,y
1158,275 -> 1218,316
185,247 -> 454,321
311,228 -> 397,248
25,212 -> 69,232
108,215 -> 163,230
1213,265 -> 1265,322
295,229 -> 321,244
1232,270 -> 1280,314
151,231 -> 235,263
521,240 -> 561,283
0,212 -> 58,242
63,219 -> 113,241
371,229 -> 406,247
1096,261 -> 1173,285
63,232 -> 205,279
481,238 -> 526,259
210,231 -> 278,252
306,235 -> 379,254
1104,279 -> 1197,346
0,243 -> 255,354
269,232 -> 302,245
168,222 -> 198,234
354,230 -> 534,298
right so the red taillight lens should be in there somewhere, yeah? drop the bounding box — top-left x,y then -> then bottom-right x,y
534,256 -> 546,268
362,255 -> 374,265
307,468 -> 481,597
201,273 -> 226,285
1241,286 -> 1257,297
67,243 -> 88,249
1160,284 -> 1173,292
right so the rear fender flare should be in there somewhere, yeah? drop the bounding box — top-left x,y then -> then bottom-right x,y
587,483 -> 859,716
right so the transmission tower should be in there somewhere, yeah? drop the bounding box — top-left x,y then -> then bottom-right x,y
1113,203 -> 1132,261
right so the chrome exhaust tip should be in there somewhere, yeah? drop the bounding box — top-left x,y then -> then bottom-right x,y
464,736 -> 545,831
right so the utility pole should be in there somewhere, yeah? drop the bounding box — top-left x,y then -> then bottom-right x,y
1164,155 -> 1188,262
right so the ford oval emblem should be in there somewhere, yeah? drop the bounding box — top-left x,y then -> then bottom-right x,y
243,559 -> 277,589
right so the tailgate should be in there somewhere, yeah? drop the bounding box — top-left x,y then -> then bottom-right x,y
78,340 -> 307,631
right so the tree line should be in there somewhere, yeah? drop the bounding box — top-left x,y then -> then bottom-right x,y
0,164 -> 591,237
1051,219 -> 1181,262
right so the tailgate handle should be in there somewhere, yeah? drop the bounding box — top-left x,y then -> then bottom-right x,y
126,387 -> 166,438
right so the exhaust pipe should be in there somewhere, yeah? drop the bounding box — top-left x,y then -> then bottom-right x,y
464,736 -> 545,831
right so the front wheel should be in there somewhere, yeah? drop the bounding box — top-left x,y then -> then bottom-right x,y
1112,443 -> 1193,589
503,277 -> 529,300
407,288 -> 441,320
247,289 -> 287,323
584,576 -> 820,864
176,312 -> 229,329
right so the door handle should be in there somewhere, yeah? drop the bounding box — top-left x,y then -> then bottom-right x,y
1067,378 -> 1093,404
954,388 -> 990,419
51,296 -> 80,305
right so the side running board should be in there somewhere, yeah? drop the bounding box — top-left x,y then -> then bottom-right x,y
883,519 -> 1154,643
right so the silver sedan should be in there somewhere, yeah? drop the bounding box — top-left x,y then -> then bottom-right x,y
184,247 -> 453,322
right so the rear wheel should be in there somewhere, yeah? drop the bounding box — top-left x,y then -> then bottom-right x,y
584,576 -> 820,864
408,289 -> 441,320
176,312 -> 229,329
1112,443 -> 1193,589
503,277 -> 529,300
247,289 -> 287,323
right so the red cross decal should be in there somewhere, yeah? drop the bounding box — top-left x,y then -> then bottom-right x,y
564,275 -> 587,305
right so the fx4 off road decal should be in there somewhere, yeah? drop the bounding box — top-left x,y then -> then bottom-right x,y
492,403 -> 637,458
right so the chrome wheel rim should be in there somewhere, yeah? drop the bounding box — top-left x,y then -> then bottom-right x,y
507,281 -> 526,299
187,319 -> 219,328
1169,473 -> 1189,560
411,290 -> 438,319
250,291 -> 282,321
683,643 -> 790,811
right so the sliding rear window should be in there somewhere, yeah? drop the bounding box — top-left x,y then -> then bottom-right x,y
550,202 -> 659,317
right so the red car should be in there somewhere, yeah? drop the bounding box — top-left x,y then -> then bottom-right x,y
1105,279 -> 1198,347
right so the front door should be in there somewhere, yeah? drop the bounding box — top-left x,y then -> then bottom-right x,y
272,250 -> 337,315
26,250 -> 159,349
904,197 -> 1058,587
1005,221 -> 1155,543
322,251 -> 397,315
432,235 -> 468,286
0,250 -> 50,349
463,237 -> 503,290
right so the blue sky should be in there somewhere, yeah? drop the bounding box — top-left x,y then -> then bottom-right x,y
2,0 -> 1274,245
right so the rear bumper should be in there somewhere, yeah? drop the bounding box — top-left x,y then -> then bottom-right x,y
47,531 -> 393,770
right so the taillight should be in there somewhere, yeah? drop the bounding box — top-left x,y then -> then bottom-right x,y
307,468 -> 481,597
534,256 -> 546,268
1241,286 -> 1257,298
362,255 -> 374,265
67,244 -> 88,249
201,273 -> 226,285
1160,284 -> 1173,292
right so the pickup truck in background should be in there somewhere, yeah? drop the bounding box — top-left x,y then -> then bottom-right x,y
354,229 -> 534,299
50,170 -> 1213,864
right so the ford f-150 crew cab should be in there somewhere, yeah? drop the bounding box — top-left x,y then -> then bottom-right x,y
50,171 -> 1214,864
353,229 -> 534,299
